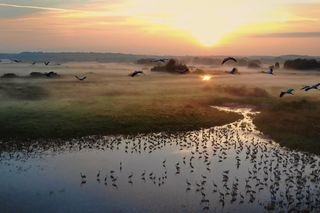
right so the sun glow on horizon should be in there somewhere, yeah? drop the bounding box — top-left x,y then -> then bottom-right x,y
0,0 -> 319,54
202,75 -> 212,81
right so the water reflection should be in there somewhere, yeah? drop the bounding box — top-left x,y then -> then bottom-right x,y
0,107 -> 320,212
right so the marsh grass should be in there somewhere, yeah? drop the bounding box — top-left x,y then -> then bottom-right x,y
0,83 -> 48,100
215,86 -> 270,97
206,91 -> 320,154
255,99 -> 320,154
0,97 -> 241,140
0,62 -> 319,154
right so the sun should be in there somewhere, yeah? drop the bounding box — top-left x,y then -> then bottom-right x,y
197,37 -> 219,47
192,30 -> 226,47
202,75 -> 212,81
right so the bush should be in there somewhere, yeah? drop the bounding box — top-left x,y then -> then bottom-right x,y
284,59 -> 320,70
151,59 -> 189,74
30,72 -> 47,78
29,72 -> 59,78
248,60 -> 261,69
1,73 -> 19,78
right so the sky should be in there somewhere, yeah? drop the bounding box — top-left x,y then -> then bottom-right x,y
0,0 -> 320,55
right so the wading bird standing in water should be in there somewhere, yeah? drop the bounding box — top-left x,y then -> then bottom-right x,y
75,75 -> 87,81
280,88 -> 294,97
129,70 -> 144,77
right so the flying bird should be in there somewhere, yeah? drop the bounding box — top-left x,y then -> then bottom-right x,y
266,68 -> 274,75
222,57 -> 237,65
152,58 -> 170,63
301,85 -> 310,91
32,61 -> 37,65
129,70 -> 144,77
44,61 -> 50,66
75,75 -> 87,81
305,83 -> 320,91
228,67 -> 239,75
280,88 -> 294,98
13,59 -> 22,63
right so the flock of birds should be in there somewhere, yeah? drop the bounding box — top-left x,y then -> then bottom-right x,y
280,83 -> 320,97
72,109 -> 320,212
2,57 -> 319,98
2,108 -> 319,212
4,59 -> 52,66
220,57 -> 320,98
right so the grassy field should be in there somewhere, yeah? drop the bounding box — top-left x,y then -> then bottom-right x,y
0,62 -> 319,154
255,99 -> 320,154
209,95 -> 320,154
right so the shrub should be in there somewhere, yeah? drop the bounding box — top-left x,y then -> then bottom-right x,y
284,59 -> 320,70
151,59 -> 189,74
1,73 -> 19,78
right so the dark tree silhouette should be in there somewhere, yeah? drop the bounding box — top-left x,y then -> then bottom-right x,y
284,59 -> 320,70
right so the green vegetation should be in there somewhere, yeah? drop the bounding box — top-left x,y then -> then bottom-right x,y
0,79 -> 241,140
284,58 -> 320,70
151,59 -> 189,73
208,94 -> 320,155
0,64 -> 319,155
0,101 -> 240,140
255,99 -> 320,154
1,73 -> 19,78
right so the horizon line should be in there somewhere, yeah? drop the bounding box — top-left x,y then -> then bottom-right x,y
0,51 -> 319,58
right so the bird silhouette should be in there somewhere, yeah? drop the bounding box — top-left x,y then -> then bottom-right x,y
152,58 -> 169,63
262,67 -> 274,75
222,57 -> 237,65
75,75 -> 87,81
280,88 -> 294,97
305,83 -> 320,91
228,67 -> 239,75
129,71 -> 144,77
301,85 -> 310,91
80,173 -> 86,179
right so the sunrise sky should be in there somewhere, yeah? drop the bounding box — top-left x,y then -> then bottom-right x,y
0,0 -> 319,55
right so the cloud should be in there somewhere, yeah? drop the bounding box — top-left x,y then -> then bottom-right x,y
0,3 -> 80,12
253,32 -> 320,38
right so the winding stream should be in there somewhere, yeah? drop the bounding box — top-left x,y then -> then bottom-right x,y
0,107 -> 319,212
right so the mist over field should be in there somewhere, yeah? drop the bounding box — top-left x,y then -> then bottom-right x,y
0,58 -> 319,149
1,0 -> 320,212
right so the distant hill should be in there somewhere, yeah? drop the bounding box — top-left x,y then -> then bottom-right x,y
1,52 -> 319,65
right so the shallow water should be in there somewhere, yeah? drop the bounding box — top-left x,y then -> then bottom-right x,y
1,107 -> 320,212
